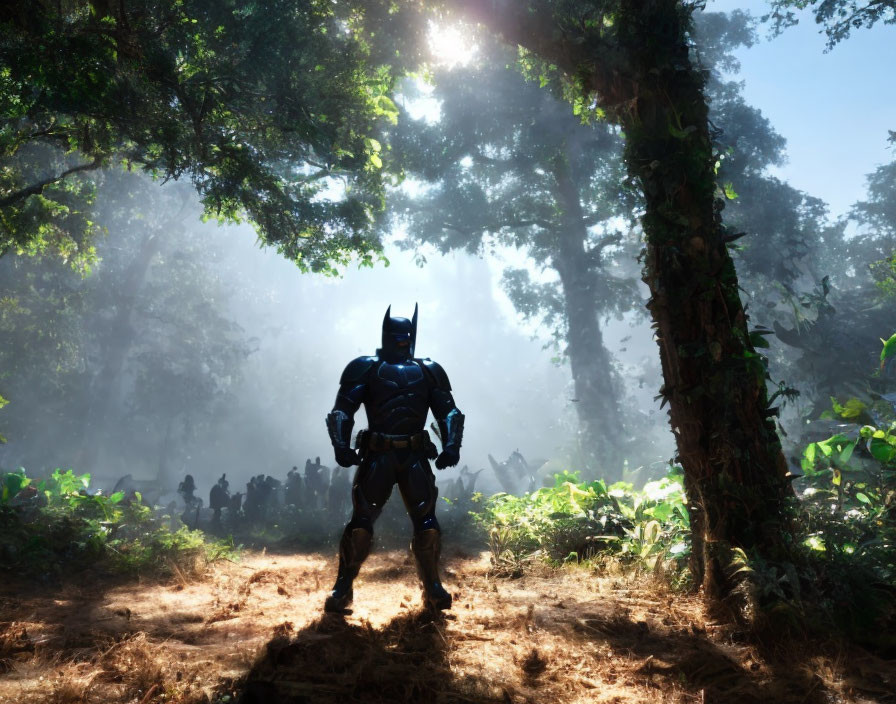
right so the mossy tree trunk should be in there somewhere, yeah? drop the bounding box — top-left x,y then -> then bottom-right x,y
613,1 -> 793,597
458,0 -> 795,597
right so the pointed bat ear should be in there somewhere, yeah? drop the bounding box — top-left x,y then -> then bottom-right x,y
412,303 -> 418,331
383,305 -> 391,329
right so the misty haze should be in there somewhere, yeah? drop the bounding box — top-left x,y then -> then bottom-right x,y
1,1 -> 894,703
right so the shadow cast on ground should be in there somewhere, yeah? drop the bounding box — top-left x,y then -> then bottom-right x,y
234,609 -> 507,704
0,571 -> 140,667
532,599 -> 893,704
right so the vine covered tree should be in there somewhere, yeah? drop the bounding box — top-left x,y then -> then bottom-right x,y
448,0 -> 796,597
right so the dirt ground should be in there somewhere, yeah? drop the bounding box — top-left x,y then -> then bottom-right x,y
1,547 -> 894,704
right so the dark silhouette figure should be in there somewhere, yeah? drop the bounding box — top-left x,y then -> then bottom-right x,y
209,473 -> 230,525
324,304 -> 464,612
263,474 -> 282,510
177,474 -> 197,505
177,474 -> 201,527
228,491 -> 243,522
285,466 -> 303,507
461,466 -> 485,494
304,456 -> 330,509
244,474 -> 265,522
327,467 -> 351,517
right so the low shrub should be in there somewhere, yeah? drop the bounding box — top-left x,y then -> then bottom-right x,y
472,467 -> 690,582
0,468 -> 237,578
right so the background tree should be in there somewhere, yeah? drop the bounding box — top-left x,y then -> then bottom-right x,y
770,135 -> 896,422
390,43 -> 639,475
0,171 -> 252,480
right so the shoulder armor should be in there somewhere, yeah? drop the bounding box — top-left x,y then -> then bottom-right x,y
417,358 -> 451,391
340,356 -> 378,385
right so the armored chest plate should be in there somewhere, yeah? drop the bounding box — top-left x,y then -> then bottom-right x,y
375,361 -> 425,388
366,361 -> 430,433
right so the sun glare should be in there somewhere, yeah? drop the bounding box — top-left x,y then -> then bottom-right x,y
427,21 -> 478,68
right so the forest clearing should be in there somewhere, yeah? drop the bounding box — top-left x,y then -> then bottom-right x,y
3,1 -> 896,702
1,548 -> 894,704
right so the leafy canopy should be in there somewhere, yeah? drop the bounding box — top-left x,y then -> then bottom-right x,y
765,0 -> 896,47
0,0 -> 408,273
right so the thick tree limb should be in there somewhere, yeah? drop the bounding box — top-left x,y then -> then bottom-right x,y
0,158 -> 103,208
449,0 -> 632,105
586,231 -> 623,264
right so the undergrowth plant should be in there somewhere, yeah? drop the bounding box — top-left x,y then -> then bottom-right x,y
0,467 -> 237,577
472,467 -> 691,584
730,332 -> 896,648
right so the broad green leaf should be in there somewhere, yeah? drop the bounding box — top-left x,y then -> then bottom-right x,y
749,329 -> 771,348
880,333 -> 896,369
804,442 -> 817,465
869,437 -> 896,463
838,441 -> 856,465
839,398 -> 867,419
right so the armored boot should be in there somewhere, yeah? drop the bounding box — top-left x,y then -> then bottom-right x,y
411,529 -> 452,611
324,526 -> 372,612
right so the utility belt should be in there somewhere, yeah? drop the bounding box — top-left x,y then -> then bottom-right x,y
355,429 -> 433,453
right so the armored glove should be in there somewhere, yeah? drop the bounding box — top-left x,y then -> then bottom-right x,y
435,408 -> 464,470
435,447 -> 459,469
335,446 -> 360,467
327,410 -> 359,467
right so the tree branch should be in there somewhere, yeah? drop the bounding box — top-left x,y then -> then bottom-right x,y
588,231 -> 623,258
0,158 -> 103,208
450,0 -> 630,103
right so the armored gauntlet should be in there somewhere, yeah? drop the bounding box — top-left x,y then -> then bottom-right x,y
435,408 -> 464,469
326,410 -> 359,467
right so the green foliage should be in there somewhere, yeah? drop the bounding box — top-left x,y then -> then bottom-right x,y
881,332 -> 896,369
473,467 -> 690,583
765,1 -> 896,47
800,422 -> 896,506
0,0 -> 408,272
780,334 -> 896,645
870,252 -> 896,298
0,467 -> 29,504
0,467 -> 236,577
746,433 -> 896,646
797,335 -> 896,555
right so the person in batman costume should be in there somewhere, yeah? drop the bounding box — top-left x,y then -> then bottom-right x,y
324,304 -> 464,612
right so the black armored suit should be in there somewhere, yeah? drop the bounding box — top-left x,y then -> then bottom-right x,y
324,305 -> 464,612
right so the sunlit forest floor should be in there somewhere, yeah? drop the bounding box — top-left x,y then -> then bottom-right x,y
1,548 -> 894,704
